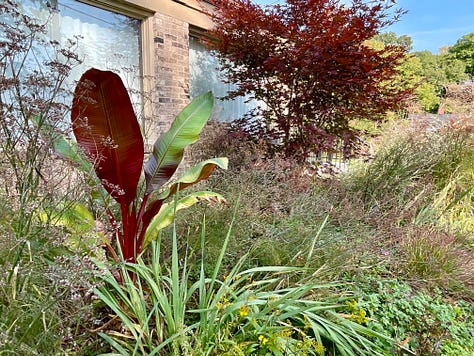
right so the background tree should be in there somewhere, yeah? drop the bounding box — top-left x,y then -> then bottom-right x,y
371,32 -> 473,114
449,32 -> 474,78
369,33 -> 423,113
206,0 -> 412,161
373,31 -> 413,51
413,50 -> 468,113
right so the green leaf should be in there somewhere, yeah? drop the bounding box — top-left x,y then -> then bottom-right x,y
71,68 -> 144,206
144,92 -> 213,194
30,115 -> 110,204
142,191 -> 225,249
157,157 -> 228,200
40,202 -> 95,231
97,333 -> 129,356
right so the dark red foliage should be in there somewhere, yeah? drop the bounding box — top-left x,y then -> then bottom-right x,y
206,0 -> 412,161
72,69 -> 144,207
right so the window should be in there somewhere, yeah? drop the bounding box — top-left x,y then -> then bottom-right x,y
21,0 -> 147,112
189,35 -> 259,122
54,0 -> 142,93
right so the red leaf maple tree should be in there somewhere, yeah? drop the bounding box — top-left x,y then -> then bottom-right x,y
206,0 -> 413,161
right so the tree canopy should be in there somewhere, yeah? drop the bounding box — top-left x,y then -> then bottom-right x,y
373,31 -> 413,52
206,0 -> 413,161
449,32 -> 474,77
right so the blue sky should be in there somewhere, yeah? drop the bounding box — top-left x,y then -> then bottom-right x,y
254,0 -> 474,53
389,0 -> 474,53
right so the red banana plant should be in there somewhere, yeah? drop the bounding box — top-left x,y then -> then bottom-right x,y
71,68 -> 227,263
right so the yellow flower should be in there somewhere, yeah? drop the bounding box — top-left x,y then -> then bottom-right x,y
258,334 -> 269,345
356,308 -> 369,324
346,299 -> 358,311
239,305 -> 250,317
350,308 -> 369,324
303,314 -> 311,330
278,328 -> 293,338
346,299 -> 369,324
216,296 -> 232,310
313,341 -> 326,355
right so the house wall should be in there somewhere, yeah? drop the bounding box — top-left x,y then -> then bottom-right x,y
132,0 -> 213,29
146,12 -> 190,147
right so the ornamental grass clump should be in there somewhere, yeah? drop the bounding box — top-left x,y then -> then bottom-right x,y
343,117 -> 474,294
345,117 -> 474,209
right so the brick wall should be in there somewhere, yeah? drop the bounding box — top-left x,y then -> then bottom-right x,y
146,12 -> 190,148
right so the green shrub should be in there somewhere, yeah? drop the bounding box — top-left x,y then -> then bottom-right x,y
351,277 -> 474,355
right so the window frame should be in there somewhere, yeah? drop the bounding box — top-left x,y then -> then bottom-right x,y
75,0 -> 154,19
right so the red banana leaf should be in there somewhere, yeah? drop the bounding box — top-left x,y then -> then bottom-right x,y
71,68 -> 144,206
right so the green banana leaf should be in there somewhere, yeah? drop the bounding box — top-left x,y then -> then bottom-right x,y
30,115 -> 92,172
156,157 -> 228,200
36,202 -> 105,253
144,92 -> 213,194
142,191 -> 226,249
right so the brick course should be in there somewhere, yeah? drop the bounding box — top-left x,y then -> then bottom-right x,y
146,12 -> 190,148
